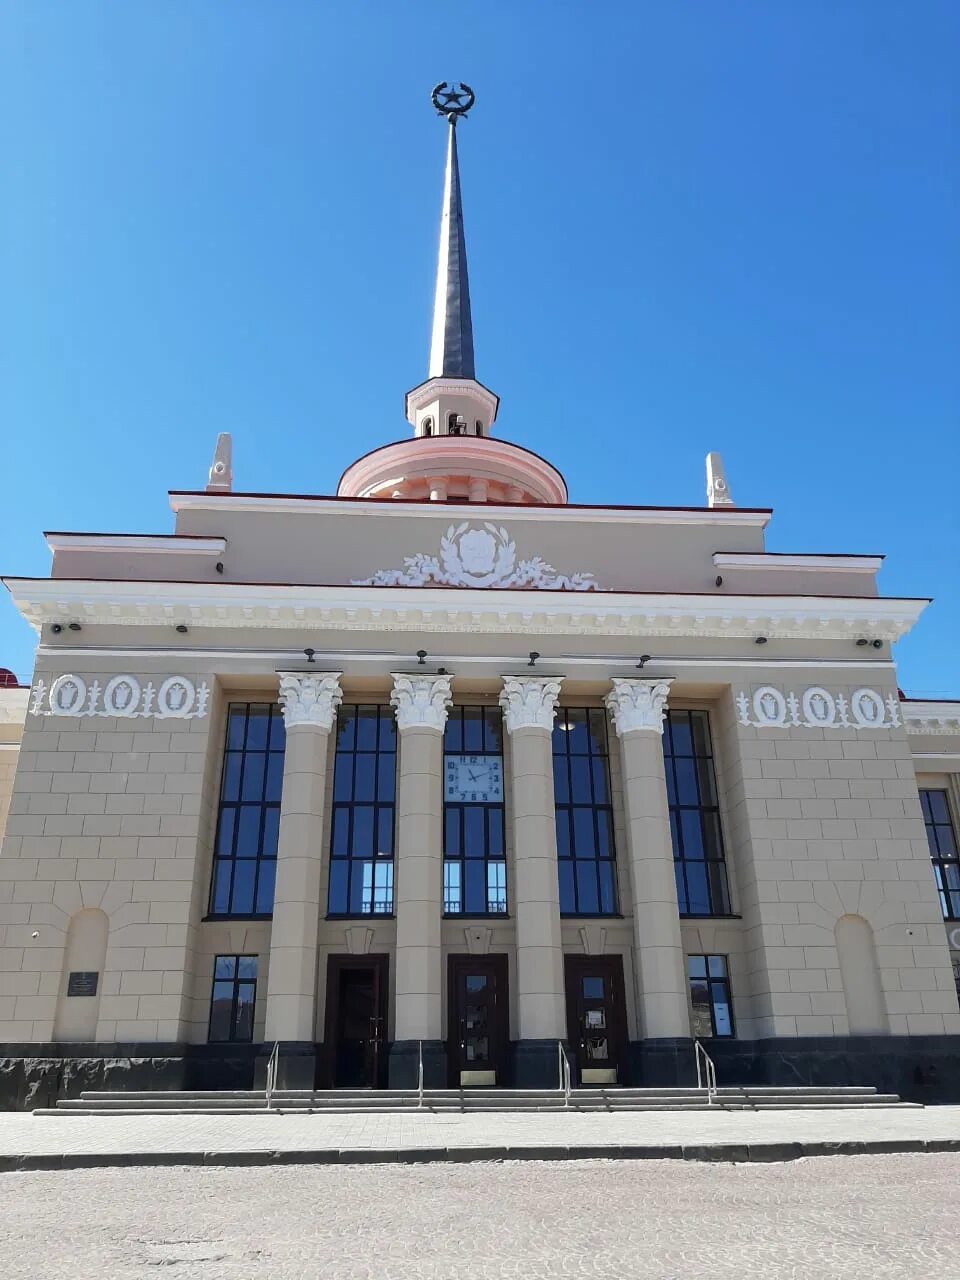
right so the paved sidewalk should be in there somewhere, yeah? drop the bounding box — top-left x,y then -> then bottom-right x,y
3,1105 -> 960,1168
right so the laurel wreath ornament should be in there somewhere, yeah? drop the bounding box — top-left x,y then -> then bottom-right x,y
354,523 -> 598,591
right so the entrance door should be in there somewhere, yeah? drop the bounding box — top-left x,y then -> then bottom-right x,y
324,955 -> 388,1088
564,955 -> 627,1086
448,955 -> 509,1087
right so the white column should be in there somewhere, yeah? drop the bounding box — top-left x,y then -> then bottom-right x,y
264,672 -> 342,1044
605,677 -> 689,1039
499,676 -> 566,1040
390,673 -> 452,1041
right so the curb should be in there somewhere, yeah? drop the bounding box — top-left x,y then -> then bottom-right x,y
0,1139 -> 957,1171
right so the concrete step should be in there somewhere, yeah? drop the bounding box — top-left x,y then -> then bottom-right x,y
41,1082 -> 916,1116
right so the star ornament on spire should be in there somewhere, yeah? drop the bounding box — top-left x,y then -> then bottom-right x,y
431,81 -> 475,122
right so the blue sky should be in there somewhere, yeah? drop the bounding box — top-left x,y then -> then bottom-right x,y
1,2 -> 957,693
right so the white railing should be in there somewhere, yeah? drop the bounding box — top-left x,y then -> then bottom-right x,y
265,1040 -> 280,1112
558,1041 -> 572,1108
417,1039 -> 424,1110
694,1039 -> 717,1105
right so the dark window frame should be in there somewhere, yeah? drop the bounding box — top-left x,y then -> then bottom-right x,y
921,788 -> 960,920
664,710 -> 733,917
208,703 -> 285,920
208,954 -> 258,1043
553,707 -> 620,917
687,953 -> 735,1038
327,704 -> 397,918
443,705 -> 508,917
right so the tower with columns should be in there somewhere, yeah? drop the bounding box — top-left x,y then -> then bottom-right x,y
1,85 -> 959,1105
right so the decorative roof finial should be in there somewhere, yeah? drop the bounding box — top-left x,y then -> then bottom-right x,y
428,82 -> 476,380
207,433 -> 233,492
431,81 -> 475,124
706,452 -> 734,508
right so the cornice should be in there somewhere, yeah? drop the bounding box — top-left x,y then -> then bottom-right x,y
44,533 -> 227,557
167,491 -> 774,528
3,578 -> 928,642
712,553 -> 883,574
900,701 -> 960,736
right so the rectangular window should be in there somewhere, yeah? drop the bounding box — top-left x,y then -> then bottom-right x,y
443,706 -> 507,915
328,705 -> 396,916
687,954 -> 734,1038
921,789 -> 960,920
664,710 -> 732,916
553,708 -> 619,916
209,703 -> 285,918
208,954 -> 258,1042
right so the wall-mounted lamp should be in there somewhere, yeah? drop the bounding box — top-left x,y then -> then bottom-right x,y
635,654 -> 652,669
416,650 -> 427,666
51,624 -> 63,634
437,667 -> 448,676
215,562 -> 224,574
754,636 -> 768,645
872,639 -> 883,649
68,622 -> 82,632
856,638 -> 869,647
528,651 -> 540,667
303,648 -> 316,663
715,575 -> 723,587
175,624 -> 188,634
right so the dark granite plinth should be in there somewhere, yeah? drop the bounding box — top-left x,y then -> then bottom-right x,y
511,1040 -> 566,1089
387,1040 -> 446,1089
628,1034 -> 960,1103
253,1041 -> 316,1091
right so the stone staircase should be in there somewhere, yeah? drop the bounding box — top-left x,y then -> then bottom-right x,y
37,1084 -> 917,1116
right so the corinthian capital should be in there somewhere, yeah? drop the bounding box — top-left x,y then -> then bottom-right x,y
499,675 -> 564,734
605,678 -> 673,736
278,672 -> 343,730
390,673 -> 453,732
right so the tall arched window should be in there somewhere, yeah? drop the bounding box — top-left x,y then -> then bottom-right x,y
423,418 -> 433,437
475,421 -> 483,435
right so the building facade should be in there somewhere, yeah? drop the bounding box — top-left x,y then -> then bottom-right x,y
2,90 -> 960,1106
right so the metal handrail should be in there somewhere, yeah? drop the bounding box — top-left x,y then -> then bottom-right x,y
558,1041 -> 572,1108
417,1039 -> 424,1110
694,1038 -> 717,1105
265,1040 -> 280,1111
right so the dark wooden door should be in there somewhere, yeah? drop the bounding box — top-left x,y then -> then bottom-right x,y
324,955 -> 388,1088
564,955 -> 627,1086
447,954 -> 509,1087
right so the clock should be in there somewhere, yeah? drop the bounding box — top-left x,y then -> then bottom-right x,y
444,754 -> 504,803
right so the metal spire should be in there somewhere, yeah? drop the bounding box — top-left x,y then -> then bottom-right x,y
428,82 -> 476,380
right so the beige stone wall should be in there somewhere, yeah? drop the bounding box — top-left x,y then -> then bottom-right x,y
0,688 -> 28,848
0,667 -> 223,1043
720,678 -> 960,1039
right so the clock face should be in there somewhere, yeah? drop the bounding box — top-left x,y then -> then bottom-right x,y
444,754 -> 504,803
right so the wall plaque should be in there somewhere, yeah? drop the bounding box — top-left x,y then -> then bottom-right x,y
67,971 -> 99,997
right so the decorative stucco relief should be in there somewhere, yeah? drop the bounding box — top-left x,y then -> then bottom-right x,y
736,685 -> 901,730
353,523 -> 599,591
30,673 -> 209,720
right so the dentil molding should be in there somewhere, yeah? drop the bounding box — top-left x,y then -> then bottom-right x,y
605,678 -> 673,736
278,672 -> 343,730
499,676 -> 563,733
353,522 -> 599,591
390,673 -> 453,732
736,685 -> 902,730
30,673 -> 209,720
